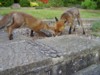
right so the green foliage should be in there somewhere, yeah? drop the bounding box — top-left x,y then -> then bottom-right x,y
0,2 -> 2,6
34,0 -> 64,8
91,21 -> 100,32
94,0 -> 100,9
63,0 -> 81,7
91,21 -> 100,37
0,0 -> 14,7
30,2 -> 39,7
35,1 -> 51,8
81,0 -> 97,9
19,0 -> 30,7
49,0 -> 64,7
0,0 -> 99,9
63,0 -> 68,7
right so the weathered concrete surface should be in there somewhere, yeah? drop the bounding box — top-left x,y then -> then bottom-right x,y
0,29 -> 100,75
73,64 -> 100,75
0,29 -> 31,43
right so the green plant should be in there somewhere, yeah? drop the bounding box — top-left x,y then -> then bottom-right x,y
91,32 -> 100,37
49,0 -> 64,7
30,2 -> 39,7
81,0 -> 97,9
91,21 -> 100,37
0,2 -> 2,6
19,0 -> 30,7
0,0 -> 14,7
63,0 -> 81,7
91,21 -> 100,32
92,0 -> 100,9
36,0 -> 50,8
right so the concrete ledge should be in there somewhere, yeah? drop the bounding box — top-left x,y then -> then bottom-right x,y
74,64 -> 100,75
0,35 -> 100,75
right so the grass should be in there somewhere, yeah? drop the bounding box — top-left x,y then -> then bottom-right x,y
0,7 -> 62,19
91,21 -> 100,37
0,7 -> 100,19
91,21 -> 100,32
80,10 -> 100,18
91,32 -> 100,37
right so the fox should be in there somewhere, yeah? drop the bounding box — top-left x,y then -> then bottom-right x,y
0,11 -> 65,40
54,17 -> 66,35
0,12 -> 54,40
56,7 -> 85,35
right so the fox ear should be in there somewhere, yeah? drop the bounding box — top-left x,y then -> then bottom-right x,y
55,17 -> 59,22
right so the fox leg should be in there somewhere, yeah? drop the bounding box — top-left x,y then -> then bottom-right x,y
78,19 -> 85,34
7,26 -> 14,40
80,19 -> 85,34
68,21 -> 74,34
77,15 -> 85,34
30,30 -> 34,37
73,26 -> 76,32
73,19 -> 76,32
72,24 -> 76,32
7,22 -> 20,40
69,26 -> 72,34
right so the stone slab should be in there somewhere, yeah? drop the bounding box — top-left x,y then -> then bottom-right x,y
0,30 -> 100,75
73,64 -> 100,75
37,35 -> 100,56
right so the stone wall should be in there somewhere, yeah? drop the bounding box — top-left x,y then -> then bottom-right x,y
0,35 -> 100,75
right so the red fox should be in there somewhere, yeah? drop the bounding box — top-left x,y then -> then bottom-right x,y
0,12 -> 65,40
56,7 -> 85,34
0,12 -> 53,40
54,17 -> 66,35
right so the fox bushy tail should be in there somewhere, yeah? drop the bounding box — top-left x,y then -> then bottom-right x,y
0,14 -> 13,29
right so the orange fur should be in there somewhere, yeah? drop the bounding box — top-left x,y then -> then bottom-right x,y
0,12 -> 57,40
59,7 -> 85,34
54,19 -> 66,35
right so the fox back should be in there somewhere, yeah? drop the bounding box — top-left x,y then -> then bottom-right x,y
0,14 -> 13,29
0,12 -> 55,40
60,7 -> 85,34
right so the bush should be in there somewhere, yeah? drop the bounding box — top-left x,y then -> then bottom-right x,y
19,0 -> 30,7
63,0 -> 68,7
63,0 -> 81,7
35,0 -> 64,8
36,0 -> 50,8
95,0 -> 100,9
91,21 -> 100,32
19,0 -> 50,7
0,2 -> 2,6
30,2 -> 39,7
81,0 -> 97,9
49,0 -> 64,7
0,0 -> 14,7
